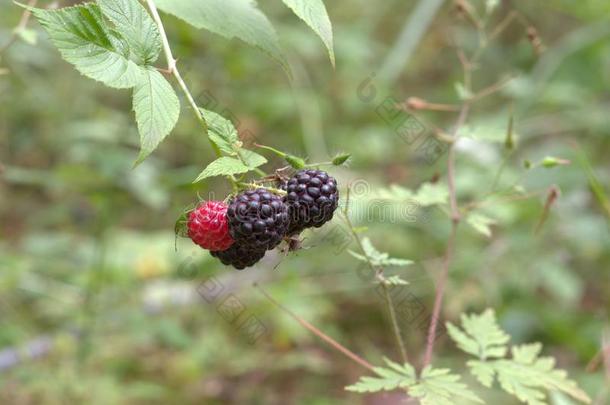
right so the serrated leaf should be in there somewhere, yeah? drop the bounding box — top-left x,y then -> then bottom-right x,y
466,212 -> 496,237
31,3 -> 143,88
98,0 -> 161,65
280,0 -> 334,66
133,68 -> 180,164
200,108 -> 239,154
348,237 -> 413,268
239,150 -> 267,169
194,157 -> 250,182
409,366 -> 483,405
451,309 -> 592,405
155,0 -> 289,74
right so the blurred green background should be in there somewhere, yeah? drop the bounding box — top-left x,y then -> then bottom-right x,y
1,0 -> 609,403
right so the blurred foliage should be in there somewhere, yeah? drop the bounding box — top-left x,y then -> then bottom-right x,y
1,0 -> 609,403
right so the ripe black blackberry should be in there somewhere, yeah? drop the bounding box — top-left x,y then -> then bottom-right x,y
210,243 -> 266,270
226,188 -> 289,250
282,169 -> 338,234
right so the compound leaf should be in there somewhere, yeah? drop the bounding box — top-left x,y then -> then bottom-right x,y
448,309 -> 592,405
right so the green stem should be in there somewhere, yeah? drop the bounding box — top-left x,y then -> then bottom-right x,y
146,0 -> 241,190
341,209 -> 408,363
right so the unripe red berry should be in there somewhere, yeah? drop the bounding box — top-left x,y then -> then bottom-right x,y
187,201 -> 234,251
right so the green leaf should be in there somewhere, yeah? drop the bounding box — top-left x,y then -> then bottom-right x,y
279,0 -> 334,66
466,212 -> 497,237
348,237 -> 413,268
200,108 -> 240,154
194,157 -> 250,182
133,68 -> 180,164
98,0 -> 161,65
345,358 -> 416,393
31,3 -> 143,88
155,0 -> 289,73
409,366 -> 483,405
239,150 -> 267,169
449,309 -> 592,405
446,309 -> 510,360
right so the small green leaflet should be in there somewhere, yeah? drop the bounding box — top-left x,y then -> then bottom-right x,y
346,358 -> 482,404
447,309 -> 591,405
280,0 -> 334,66
155,0 -> 289,74
446,309 -> 509,360
30,3 -> 143,89
348,237 -> 413,268
466,212 -> 497,238
200,108 -> 239,154
29,0 -> 180,164
239,150 -> 267,169
345,358 -> 416,393
194,157 -> 250,182
382,275 -> 409,286
133,68 -> 180,164
409,366 -> 483,405
17,28 -> 38,45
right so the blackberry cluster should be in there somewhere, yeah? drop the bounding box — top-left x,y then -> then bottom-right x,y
282,169 -> 339,234
210,243 -> 266,270
226,189 -> 289,250
188,172 -> 338,270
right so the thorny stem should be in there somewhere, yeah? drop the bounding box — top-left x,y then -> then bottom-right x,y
255,284 -> 374,371
237,182 -> 286,195
145,0 -> 221,159
422,103 -> 470,368
341,204 -> 409,364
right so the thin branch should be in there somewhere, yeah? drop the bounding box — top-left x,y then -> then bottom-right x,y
422,103 -> 469,367
255,283 -> 375,371
0,0 -> 37,56
341,205 -> 409,364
